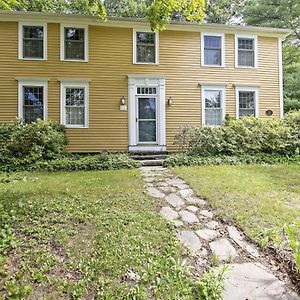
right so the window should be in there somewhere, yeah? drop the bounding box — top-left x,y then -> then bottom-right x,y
236,87 -> 259,118
18,23 -> 47,59
201,33 -> 224,67
201,86 -> 226,126
61,82 -> 89,128
134,30 -> 158,64
236,35 -> 257,68
61,25 -> 88,61
18,81 -> 47,123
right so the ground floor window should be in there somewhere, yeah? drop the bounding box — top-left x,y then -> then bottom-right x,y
201,85 -> 226,126
236,86 -> 259,118
18,80 -> 47,123
60,82 -> 89,128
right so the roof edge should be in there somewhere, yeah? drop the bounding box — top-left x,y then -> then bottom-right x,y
0,10 -> 293,38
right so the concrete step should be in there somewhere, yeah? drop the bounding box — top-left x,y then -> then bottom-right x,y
130,154 -> 167,160
141,159 -> 164,166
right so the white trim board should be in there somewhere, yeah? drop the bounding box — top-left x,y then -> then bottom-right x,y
60,24 -> 89,62
60,81 -> 89,128
201,85 -> 226,126
201,32 -> 225,67
133,29 -> 159,65
235,34 -> 258,69
18,21 -> 47,60
18,79 -> 48,121
235,86 -> 259,119
278,38 -> 284,118
128,75 -> 165,149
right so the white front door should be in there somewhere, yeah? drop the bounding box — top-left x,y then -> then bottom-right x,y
128,75 -> 166,152
136,95 -> 157,144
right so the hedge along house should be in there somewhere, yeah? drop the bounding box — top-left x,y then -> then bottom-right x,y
0,11 -> 291,153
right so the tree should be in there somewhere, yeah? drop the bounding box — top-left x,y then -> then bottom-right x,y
243,0 -> 300,113
2,0 -> 205,31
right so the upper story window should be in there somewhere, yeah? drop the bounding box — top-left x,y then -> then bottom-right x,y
61,25 -> 88,62
134,30 -> 159,64
201,85 -> 226,126
60,82 -> 89,128
18,80 -> 47,123
235,35 -> 258,68
236,86 -> 259,118
201,33 -> 225,67
18,22 -> 47,60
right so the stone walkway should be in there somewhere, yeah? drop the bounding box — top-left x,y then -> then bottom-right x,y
140,166 -> 299,300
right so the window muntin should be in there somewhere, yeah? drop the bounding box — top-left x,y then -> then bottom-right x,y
137,87 -> 157,95
135,31 -> 156,64
238,91 -> 256,117
237,37 -> 255,67
64,28 -> 85,60
204,89 -> 224,126
22,26 -> 44,59
22,86 -> 44,123
61,83 -> 88,128
204,36 -> 222,66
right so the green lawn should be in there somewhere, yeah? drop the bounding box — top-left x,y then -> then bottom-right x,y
0,170 -> 201,299
174,164 -> 300,246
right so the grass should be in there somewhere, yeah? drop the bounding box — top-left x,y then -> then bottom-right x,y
174,164 -> 300,247
0,170 -> 180,299
0,170 -> 226,299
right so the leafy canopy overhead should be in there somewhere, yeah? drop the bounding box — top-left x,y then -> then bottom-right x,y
2,0 -> 205,30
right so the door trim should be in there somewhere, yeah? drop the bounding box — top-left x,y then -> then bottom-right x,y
127,75 -> 166,151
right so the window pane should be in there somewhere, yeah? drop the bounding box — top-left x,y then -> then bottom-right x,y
204,36 -> 221,49
239,91 -> 256,117
66,107 -> 85,126
238,50 -> 254,67
65,87 -> 85,126
205,109 -> 222,126
204,49 -> 221,65
238,38 -> 254,50
136,32 -> 156,63
23,86 -> 44,123
65,28 -> 85,60
138,98 -> 156,120
205,90 -> 221,108
139,121 -> 156,142
23,26 -> 44,58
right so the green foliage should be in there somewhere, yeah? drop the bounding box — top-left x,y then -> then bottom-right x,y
0,0 -> 19,10
0,119 -> 68,168
173,113 -> 300,158
197,266 -> 228,300
147,0 -> 205,31
286,223 -> 300,272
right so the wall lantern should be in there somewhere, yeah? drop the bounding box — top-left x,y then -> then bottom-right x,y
120,96 -> 127,111
168,96 -> 174,106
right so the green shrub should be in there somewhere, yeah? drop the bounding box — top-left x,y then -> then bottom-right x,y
0,119 -> 68,167
174,113 -> 300,157
0,153 -> 140,172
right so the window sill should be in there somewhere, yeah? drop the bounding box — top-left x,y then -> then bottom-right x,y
133,62 -> 159,65
61,59 -> 89,63
65,126 -> 89,129
201,64 -> 225,68
235,65 -> 257,69
18,57 -> 47,61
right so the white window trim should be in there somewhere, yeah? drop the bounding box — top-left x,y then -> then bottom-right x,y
18,22 -> 47,60
235,86 -> 259,119
201,32 -> 225,67
278,38 -> 284,118
60,81 -> 89,128
60,24 -> 89,62
201,85 -> 226,126
235,34 -> 258,68
133,29 -> 159,65
18,80 -> 48,122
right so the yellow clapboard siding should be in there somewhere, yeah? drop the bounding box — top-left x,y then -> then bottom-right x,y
0,21 -> 281,152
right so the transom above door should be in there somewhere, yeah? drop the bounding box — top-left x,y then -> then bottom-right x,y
127,75 -> 166,152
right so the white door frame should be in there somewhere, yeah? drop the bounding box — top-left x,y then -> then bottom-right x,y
136,95 -> 158,144
128,74 -> 166,152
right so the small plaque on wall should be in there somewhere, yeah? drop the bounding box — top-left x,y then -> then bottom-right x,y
120,105 -> 127,111
266,110 -> 273,116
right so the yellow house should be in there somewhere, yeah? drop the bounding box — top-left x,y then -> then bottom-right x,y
0,10 -> 291,152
